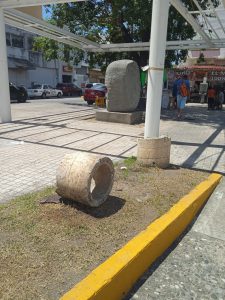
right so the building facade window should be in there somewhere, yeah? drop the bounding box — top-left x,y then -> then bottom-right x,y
6,33 -> 11,46
11,34 -> 24,48
27,37 -> 34,50
29,51 -> 41,66
6,32 -> 25,48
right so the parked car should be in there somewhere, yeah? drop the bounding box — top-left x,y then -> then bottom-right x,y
27,84 -> 63,99
83,83 -> 107,105
56,83 -> 82,96
10,83 -> 28,103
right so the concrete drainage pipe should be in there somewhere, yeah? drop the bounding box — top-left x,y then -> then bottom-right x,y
56,152 -> 115,207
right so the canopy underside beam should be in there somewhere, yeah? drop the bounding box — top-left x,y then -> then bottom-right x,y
170,0 -> 214,47
4,8 -> 101,50
0,0 -> 85,9
84,39 -> 225,52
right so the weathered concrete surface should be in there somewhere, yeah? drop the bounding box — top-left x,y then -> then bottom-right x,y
126,179 -> 225,300
105,60 -> 141,112
96,110 -> 143,124
193,179 -> 225,242
56,153 -> 114,207
137,136 -> 171,168
126,231 -> 225,300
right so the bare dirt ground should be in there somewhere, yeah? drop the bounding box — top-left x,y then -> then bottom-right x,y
0,158 -> 208,300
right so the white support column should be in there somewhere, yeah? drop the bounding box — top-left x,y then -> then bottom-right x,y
144,0 -> 170,138
0,8 -> 11,123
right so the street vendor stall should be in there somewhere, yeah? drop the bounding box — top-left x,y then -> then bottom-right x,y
168,66 -> 225,102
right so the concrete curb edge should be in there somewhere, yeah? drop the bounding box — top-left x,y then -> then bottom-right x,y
60,173 -> 222,300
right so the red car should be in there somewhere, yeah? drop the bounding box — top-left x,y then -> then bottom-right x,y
83,83 -> 107,105
56,83 -> 82,96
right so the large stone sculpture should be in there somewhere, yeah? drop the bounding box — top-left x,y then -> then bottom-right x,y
105,60 -> 141,112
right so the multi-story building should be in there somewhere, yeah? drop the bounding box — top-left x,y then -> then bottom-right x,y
6,25 -> 89,89
6,25 -> 60,88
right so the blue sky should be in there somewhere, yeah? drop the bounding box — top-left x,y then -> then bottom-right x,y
42,5 -> 52,20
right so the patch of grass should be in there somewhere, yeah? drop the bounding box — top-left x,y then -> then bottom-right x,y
0,162 -> 208,300
0,187 -> 55,232
124,156 -> 137,168
113,160 -> 120,167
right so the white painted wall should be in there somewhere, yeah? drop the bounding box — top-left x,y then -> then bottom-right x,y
8,69 -> 28,86
8,67 -> 58,88
27,67 -> 58,87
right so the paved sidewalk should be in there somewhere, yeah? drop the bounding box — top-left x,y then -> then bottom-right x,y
127,178 -> 225,300
0,100 -> 141,202
0,100 -> 224,202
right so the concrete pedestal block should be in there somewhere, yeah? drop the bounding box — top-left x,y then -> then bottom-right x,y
96,110 -> 143,125
137,136 -> 171,168
56,153 -> 114,207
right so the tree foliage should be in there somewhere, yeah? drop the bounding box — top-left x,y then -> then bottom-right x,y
33,0 -> 219,70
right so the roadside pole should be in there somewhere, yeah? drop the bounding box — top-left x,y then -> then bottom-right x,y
0,8 -> 11,123
144,0 -> 170,138
137,0 -> 171,168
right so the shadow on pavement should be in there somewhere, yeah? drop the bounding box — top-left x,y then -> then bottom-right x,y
0,103 -> 224,172
161,104 -> 225,127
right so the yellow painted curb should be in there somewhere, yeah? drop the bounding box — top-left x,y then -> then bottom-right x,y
60,173 -> 222,300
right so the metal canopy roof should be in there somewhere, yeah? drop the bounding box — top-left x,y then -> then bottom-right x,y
89,0 -> 225,52
0,0 -> 85,8
4,8 -> 100,51
2,0 -> 225,52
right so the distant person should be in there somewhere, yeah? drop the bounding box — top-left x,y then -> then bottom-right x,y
207,86 -> 216,110
172,78 -> 179,109
216,89 -> 224,110
142,84 -> 147,98
176,75 -> 190,119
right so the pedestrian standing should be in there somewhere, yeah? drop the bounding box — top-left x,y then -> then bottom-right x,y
172,78 -> 179,109
217,89 -> 224,110
176,75 -> 190,119
207,86 -> 216,110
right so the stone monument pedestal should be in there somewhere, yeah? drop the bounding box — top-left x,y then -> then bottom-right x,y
96,110 -> 143,125
137,136 -> 171,168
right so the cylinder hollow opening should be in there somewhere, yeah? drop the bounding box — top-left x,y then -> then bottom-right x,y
90,163 -> 113,204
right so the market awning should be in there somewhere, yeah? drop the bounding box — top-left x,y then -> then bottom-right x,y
177,65 -> 225,70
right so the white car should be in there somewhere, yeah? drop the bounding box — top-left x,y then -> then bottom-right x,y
28,84 -> 63,99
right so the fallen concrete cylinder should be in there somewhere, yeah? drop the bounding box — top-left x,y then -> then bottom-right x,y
56,153 -> 114,207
